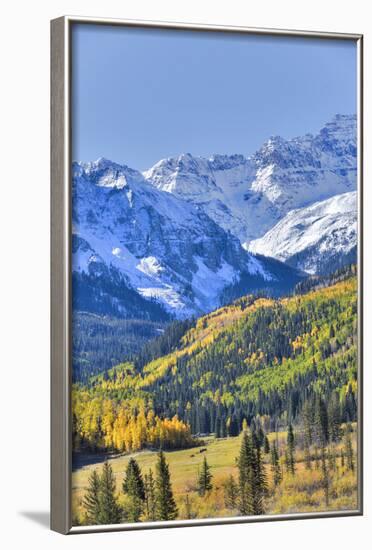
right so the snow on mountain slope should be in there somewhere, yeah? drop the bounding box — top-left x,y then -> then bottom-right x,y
248,191 -> 357,275
72,158 -> 290,319
72,114 -> 357,317
143,115 -> 357,244
144,153 -> 277,243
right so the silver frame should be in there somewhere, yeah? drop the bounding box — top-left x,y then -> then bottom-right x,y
51,15 -> 363,535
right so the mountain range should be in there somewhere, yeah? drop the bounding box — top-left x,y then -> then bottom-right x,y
144,114 -> 357,246
72,114 -> 357,320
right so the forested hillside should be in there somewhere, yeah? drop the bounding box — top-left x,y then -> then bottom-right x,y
72,272 -> 357,454
72,313 -> 168,382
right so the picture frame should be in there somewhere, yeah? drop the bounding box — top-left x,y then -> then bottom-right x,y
51,15 -> 363,534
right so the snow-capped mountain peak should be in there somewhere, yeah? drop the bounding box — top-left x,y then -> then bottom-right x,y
72,114 -> 357,318
72,158 -> 297,319
143,114 -> 357,245
248,191 -> 357,275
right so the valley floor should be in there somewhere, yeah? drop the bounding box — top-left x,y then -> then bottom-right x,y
72,427 -> 358,525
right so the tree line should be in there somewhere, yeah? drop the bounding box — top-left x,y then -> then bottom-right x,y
73,401 -> 194,453
79,415 -> 356,526
73,277 -> 357,456
145,278 -> 357,436
72,312 -> 166,383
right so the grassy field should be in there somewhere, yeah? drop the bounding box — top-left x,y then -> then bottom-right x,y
72,427 -> 358,524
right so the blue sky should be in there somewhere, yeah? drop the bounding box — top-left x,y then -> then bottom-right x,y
72,24 -> 357,170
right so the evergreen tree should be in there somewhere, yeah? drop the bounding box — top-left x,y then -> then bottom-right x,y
223,475 -> 238,509
144,469 -> 156,522
155,451 -> 178,520
197,456 -> 213,496
257,426 -> 265,448
303,400 -> 313,470
237,431 -> 254,515
286,424 -> 296,475
252,434 -> 267,514
122,458 -> 145,522
237,429 -> 266,515
82,469 -> 101,525
344,384 -> 357,422
123,458 -> 145,499
315,397 -> 329,445
98,461 -> 122,525
264,435 -> 270,454
328,393 -> 342,442
270,442 -> 282,486
214,416 -> 221,439
229,415 -> 239,437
